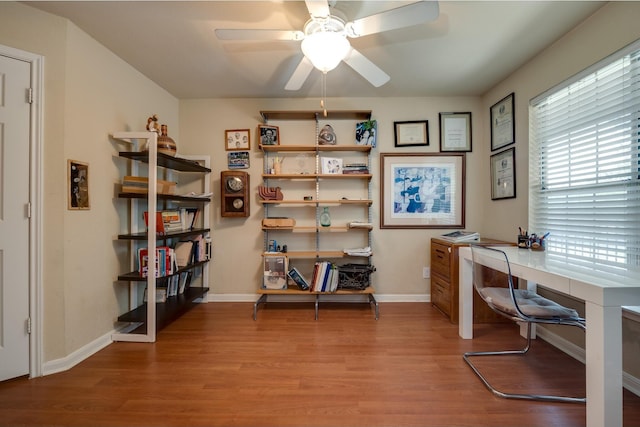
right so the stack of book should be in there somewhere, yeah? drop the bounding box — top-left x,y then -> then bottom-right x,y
138,246 -> 177,278
342,163 -> 369,174
310,261 -> 339,292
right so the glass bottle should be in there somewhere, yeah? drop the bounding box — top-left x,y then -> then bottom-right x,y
319,207 -> 331,227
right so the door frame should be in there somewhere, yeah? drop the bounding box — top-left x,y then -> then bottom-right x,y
1,44 -> 44,378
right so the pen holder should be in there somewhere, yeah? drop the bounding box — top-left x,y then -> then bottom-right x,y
530,237 -> 546,251
517,235 -> 530,249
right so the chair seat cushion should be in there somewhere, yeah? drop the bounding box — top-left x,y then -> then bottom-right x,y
479,288 -> 580,319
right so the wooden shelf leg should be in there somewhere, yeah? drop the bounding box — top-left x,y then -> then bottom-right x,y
369,294 -> 379,320
254,294 -> 268,320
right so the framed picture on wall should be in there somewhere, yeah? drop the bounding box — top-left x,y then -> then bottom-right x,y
225,129 -> 250,151
394,120 -> 429,147
490,92 -> 515,151
380,153 -> 465,229
439,112 -> 472,152
67,159 -> 90,210
490,147 -> 516,200
258,124 -> 279,146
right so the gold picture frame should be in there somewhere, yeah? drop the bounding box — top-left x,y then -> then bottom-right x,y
225,129 -> 251,151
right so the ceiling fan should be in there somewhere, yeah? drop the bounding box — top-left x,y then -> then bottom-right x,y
215,0 -> 439,91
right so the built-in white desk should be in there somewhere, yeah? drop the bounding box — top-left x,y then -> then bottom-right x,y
458,246 -> 640,427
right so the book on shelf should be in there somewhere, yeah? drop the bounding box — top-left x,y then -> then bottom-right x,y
174,240 -> 195,267
287,267 -> 310,290
143,211 -> 166,234
342,163 -> 369,174
138,246 -> 177,277
439,231 -> 480,243
178,271 -> 192,294
181,207 -> 200,230
143,287 -> 167,303
162,210 -> 183,232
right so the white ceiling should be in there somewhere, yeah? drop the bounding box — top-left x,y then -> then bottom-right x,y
25,1 -> 605,99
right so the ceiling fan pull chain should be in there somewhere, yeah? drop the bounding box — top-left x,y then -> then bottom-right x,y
321,71 -> 328,117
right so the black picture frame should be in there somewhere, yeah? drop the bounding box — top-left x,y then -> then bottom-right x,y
490,147 -> 516,200
394,120 -> 429,147
490,92 -> 515,151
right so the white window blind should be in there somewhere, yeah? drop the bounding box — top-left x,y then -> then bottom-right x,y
529,40 -> 640,280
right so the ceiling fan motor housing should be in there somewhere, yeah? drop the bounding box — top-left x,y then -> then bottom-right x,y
301,15 -> 350,72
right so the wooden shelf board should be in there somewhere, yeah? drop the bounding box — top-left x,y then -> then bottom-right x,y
260,199 -> 372,206
117,260 -> 209,281
262,251 -> 369,259
117,228 -> 211,241
260,110 -> 372,122
260,144 -> 371,153
118,151 -> 211,173
262,173 -> 371,180
258,286 -> 374,295
118,192 -> 211,203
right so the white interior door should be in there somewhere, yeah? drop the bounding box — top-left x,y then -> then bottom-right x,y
0,54 -> 31,381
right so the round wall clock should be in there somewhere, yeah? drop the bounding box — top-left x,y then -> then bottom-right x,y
221,170 -> 250,217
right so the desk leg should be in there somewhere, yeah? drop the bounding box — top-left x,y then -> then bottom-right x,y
585,302 -> 623,427
459,256 -> 474,339
523,280 -> 537,339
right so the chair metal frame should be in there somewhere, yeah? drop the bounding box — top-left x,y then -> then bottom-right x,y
463,245 -> 586,404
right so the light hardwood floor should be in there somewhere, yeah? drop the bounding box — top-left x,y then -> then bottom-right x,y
1,302 -> 639,426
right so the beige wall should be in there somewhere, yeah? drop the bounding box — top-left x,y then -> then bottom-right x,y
0,2 -> 179,361
479,1 -> 640,378
179,97 -> 483,297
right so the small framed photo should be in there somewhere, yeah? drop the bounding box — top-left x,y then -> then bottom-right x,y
439,112 -> 472,152
67,159 -> 89,210
490,147 -> 516,200
258,124 -> 279,146
225,129 -> 250,151
228,151 -> 250,169
394,120 -> 429,147
490,92 -> 515,151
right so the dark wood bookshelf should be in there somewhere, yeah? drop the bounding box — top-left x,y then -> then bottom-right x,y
117,286 -> 210,332
117,227 -> 211,241
118,151 -> 211,173
118,192 -> 212,203
260,110 -> 371,122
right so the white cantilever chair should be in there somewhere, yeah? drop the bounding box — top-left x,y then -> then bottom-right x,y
463,245 -> 586,403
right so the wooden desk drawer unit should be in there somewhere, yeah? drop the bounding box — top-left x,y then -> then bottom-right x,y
430,237 -> 514,324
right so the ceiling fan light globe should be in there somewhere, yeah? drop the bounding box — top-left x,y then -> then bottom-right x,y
301,32 -> 350,72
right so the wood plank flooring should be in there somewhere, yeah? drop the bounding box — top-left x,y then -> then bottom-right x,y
1,302 -> 639,426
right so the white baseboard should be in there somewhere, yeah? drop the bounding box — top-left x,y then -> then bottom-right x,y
207,293 -> 430,303
42,329 -> 115,376
537,326 -> 640,397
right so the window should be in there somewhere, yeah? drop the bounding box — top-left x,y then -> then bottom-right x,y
529,40 -> 640,280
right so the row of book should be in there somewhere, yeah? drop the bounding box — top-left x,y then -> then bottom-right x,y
138,236 -> 211,277
143,271 -> 192,303
342,163 -> 369,174
287,261 -> 340,292
143,207 -> 200,234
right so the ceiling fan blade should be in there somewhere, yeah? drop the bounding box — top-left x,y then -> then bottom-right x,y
215,29 -> 304,41
342,47 -> 390,88
285,56 -> 314,91
346,1 -> 439,38
305,0 -> 330,18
